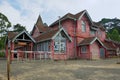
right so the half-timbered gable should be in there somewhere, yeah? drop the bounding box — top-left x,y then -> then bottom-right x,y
6,30 -> 35,60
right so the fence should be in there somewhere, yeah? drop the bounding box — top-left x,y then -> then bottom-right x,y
11,50 -> 52,61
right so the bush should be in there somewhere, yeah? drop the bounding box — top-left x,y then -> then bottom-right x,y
0,52 -> 5,57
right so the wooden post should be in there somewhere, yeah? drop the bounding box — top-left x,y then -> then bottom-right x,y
10,42 -> 14,62
51,40 -> 54,60
88,45 -> 91,60
30,42 -> 33,60
7,49 -> 10,80
34,52 -> 35,60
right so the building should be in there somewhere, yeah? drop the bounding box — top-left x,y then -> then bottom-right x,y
5,10 -> 119,60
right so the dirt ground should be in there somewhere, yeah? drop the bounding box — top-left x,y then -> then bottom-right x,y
0,58 -> 120,80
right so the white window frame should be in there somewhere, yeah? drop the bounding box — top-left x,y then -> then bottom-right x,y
81,21 -> 86,32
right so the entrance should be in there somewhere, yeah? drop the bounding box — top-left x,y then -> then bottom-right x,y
100,48 -> 105,58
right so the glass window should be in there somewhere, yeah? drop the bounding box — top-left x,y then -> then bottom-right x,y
81,46 -> 87,53
54,42 -> 59,51
81,21 -> 86,32
90,30 -> 96,35
54,33 -> 66,53
98,30 -> 102,37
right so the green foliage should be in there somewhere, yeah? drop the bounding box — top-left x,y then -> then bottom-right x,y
0,13 -> 11,37
0,12 -> 28,50
0,36 -> 6,50
99,18 -> 120,42
0,52 -> 5,57
13,24 -> 26,32
107,28 -> 120,42
99,18 -> 110,23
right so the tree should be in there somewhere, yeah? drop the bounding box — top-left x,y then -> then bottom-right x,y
0,13 -> 11,37
13,24 -> 26,32
107,28 -> 120,42
0,13 -> 11,50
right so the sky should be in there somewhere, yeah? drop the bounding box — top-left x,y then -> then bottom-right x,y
0,0 -> 120,32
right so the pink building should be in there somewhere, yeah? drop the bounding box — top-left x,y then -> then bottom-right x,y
6,10 -> 118,60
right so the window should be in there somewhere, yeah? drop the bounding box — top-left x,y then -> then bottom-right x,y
54,42 -> 59,51
81,21 -> 86,32
98,30 -> 102,37
81,46 -> 87,53
61,42 -> 66,51
90,30 -> 96,35
54,41 -> 66,52
38,41 -> 50,51
54,33 -> 66,53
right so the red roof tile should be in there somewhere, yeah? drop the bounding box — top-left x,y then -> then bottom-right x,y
34,29 -> 59,42
7,31 -> 18,40
35,15 -> 51,32
50,10 -> 86,27
103,42 -> 116,50
79,37 -> 96,45
93,22 -> 105,31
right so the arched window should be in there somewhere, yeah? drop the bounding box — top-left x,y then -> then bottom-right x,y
81,21 -> 86,32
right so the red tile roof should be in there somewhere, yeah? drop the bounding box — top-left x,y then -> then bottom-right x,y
93,22 -> 105,31
103,42 -> 116,50
7,31 -> 18,40
49,10 -> 105,31
50,10 -> 86,27
79,37 -> 96,46
35,15 -> 51,33
34,29 -> 59,42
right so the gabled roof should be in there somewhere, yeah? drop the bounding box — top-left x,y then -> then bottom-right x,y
13,30 -> 36,42
7,30 -> 35,43
52,27 -> 72,41
92,22 -> 105,31
78,37 -> 116,50
7,31 -> 19,40
104,39 -> 119,50
78,37 -> 104,46
77,10 -> 93,24
31,15 -> 51,35
34,28 -> 72,43
50,10 -> 93,27
34,29 -> 59,42
103,42 -> 116,50
105,39 -> 120,45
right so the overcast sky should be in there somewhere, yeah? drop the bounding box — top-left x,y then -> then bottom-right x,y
0,0 -> 119,32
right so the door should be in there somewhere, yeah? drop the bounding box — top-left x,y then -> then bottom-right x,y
100,48 -> 105,58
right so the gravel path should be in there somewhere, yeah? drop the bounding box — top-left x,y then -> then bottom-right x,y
0,58 -> 120,80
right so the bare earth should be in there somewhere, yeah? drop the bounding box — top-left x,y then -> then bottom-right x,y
0,58 -> 120,80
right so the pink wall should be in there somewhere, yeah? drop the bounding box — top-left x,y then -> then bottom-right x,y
47,14 -> 106,60
32,26 -> 40,38
78,45 -> 90,59
90,41 -> 100,59
76,15 -> 91,38
51,19 -> 76,59
96,29 -> 106,42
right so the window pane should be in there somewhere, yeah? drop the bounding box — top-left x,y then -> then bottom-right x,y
54,33 -> 66,53
81,46 -> 87,53
81,21 -> 86,32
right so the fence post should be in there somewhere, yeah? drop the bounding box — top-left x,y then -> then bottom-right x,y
34,52 -> 35,61
7,49 -> 10,80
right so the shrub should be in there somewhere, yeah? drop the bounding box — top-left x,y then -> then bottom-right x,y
0,52 -> 5,57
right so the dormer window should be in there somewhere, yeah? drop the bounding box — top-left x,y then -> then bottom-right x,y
98,30 -> 102,37
81,21 -> 86,32
90,30 -> 96,35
